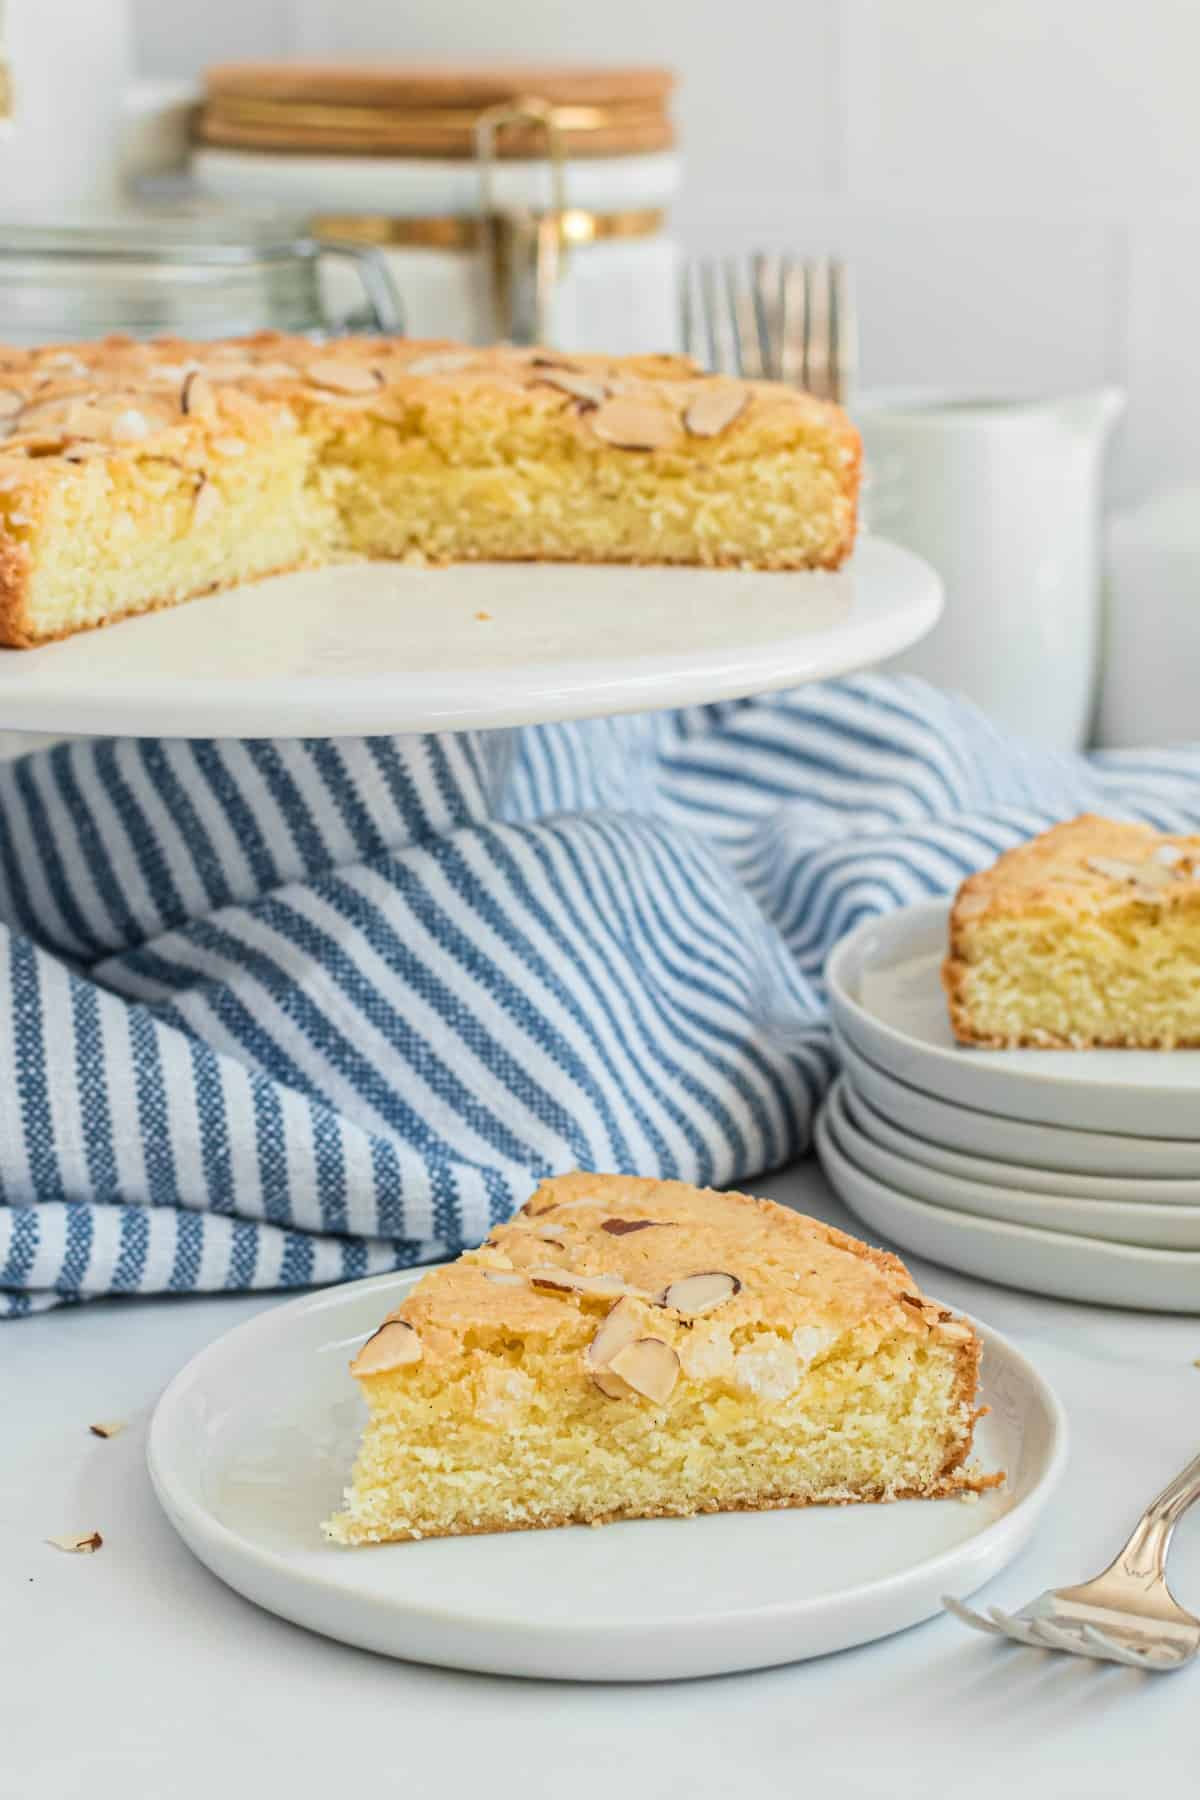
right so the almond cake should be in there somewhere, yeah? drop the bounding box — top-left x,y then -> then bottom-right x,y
0,334 -> 861,648
324,1171 -> 994,1545
945,814 -> 1200,1048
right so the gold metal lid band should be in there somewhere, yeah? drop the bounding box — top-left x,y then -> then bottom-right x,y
313,208 -> 666,252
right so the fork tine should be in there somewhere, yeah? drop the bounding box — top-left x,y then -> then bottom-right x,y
941,1595 -> 1007,1637
724,256 -> 759,379
1025,1618 -> 1092,1657
987,1607 -> 1049,1649
680,260 -> 699,365
779,258 -> 808,391
806,256 -> 833,402
734,263 -> 768,381
705,258 -> 739,376
680,259 -> 698,363
829,257 -> 856,407
700,259 -> 721,373
751,251 -> 779,381
1077,1624 -> 1170,1669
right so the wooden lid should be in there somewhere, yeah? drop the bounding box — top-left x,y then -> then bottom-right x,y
198,61 -> 676,159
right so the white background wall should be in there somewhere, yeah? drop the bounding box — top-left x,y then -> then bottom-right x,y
133,0 -> 1200,506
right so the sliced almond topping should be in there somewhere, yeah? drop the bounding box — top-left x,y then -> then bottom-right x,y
201,357 -> 258,382
899,1291 -> 940,1326
210,435 -> 247,457
600,1218 -> 662,1236
659,1271 -> 741,1315
306,358 -> 384,396
42,352 -> 89,378
684,387 -> 748,438
528,1267 -> 639,1300
16,395 -> 78,433
247,360 -> 301,381
1155,843 -> 1184,866
587,396 -> 678,451
191,474 -> 221,528
534,1221 -> 568,1243
590,1368 -> 634,1400
534,369 -> 608,408
47,1531 -> 103,1553
608,1337 -> 680,1404
110,408 -> 153,443
62,440 -> 111,462
482,1269 -> 527,1287
404,351 -> 479,377
0,387 -> 23,419
530,1197 -> 606,1219
936,1319 -> 974,1344
181,371 -> 216,419
349,1318 -> 422,1377
586,1295 -> 645,1371
88,1421 -> 125,1439
1086,854 -> 1172,889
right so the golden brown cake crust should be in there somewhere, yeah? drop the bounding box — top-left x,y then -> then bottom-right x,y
0,333 -> 861,648
372,1169 -> 965,1360
944,814 -> 1200,1048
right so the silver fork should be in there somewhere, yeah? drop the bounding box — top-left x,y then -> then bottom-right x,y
945,1449 -> 1200,1671
680,253 -> 856,404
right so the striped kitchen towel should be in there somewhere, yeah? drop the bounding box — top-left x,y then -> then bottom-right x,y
3,673 -> 1199,1317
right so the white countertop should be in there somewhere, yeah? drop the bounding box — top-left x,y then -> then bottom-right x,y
4,1157 -> 1198,1800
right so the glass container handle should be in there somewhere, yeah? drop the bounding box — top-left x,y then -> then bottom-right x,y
474,97 -> 568,345
316,240 -> 405,333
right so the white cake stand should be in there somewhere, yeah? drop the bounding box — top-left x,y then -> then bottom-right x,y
0,536 -> 939,738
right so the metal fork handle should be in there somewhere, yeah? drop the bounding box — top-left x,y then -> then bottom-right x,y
1111,1450 -> 1200,1585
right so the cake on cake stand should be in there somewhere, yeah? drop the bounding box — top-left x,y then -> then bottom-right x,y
0,536 -> 940,739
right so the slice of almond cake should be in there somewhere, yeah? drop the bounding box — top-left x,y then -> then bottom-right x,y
945,815 -> 1200,1048
324,1171 -> 995,1545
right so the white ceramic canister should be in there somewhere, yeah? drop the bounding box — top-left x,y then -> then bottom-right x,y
1096,487 -> 1200,749
858,389 -> 1125,752
190,62 -> 682,357
0,0 -> 133,217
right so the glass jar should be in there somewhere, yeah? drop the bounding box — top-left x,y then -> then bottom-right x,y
191,62 -> 682,355
0,219 -> 402,344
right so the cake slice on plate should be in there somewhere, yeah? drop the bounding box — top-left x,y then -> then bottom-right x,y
324,1171 -> 995,1545
945,814 -> 1200,1049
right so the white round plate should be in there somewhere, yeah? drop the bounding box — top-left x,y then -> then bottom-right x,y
827,899 -> 1200,1139
839,1075 -> 1200,1205
817,1105 -> 1200,1312
148,1268 -> 1064,1682
0,536 -> 939,739
837,1035 -> 1200,1179
828,1078 -> 1200,1250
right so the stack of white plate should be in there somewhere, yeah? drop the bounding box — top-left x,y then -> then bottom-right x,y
817,899 -> 1200,1312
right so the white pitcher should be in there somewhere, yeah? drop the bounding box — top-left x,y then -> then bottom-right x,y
858,388 -> 1125,751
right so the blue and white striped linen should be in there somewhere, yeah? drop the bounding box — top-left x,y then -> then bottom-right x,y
3,673 -> 1199,1317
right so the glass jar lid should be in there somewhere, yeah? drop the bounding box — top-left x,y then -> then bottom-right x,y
0,218 -> 402,343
